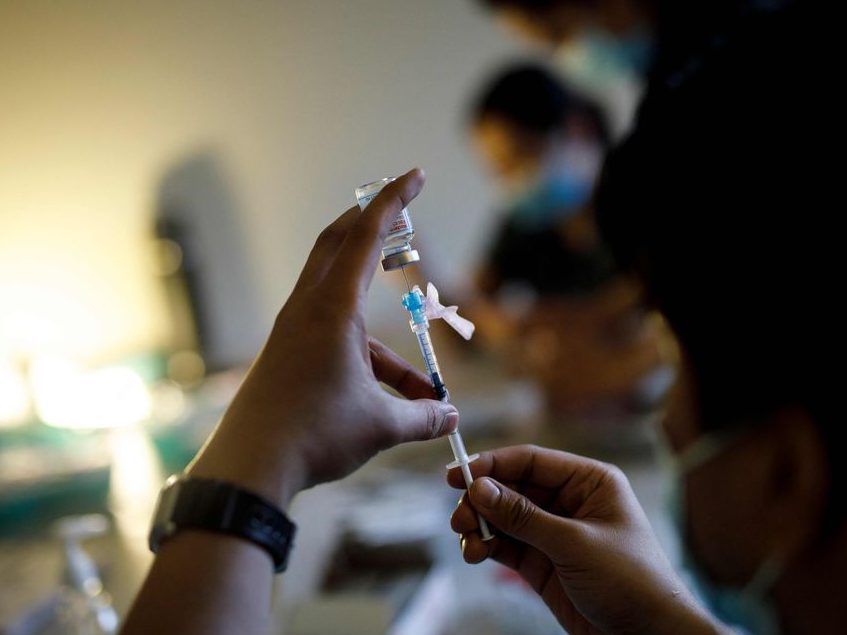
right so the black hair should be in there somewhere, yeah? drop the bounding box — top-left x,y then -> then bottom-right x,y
595,3 -> 841,522
469,63 -> 610,145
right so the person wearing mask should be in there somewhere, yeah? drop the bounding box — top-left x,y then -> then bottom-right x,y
122,2 -> 837,634
470,63 -> 613,301
454,1 -> 835,633
467,63 -> 668,416
479,0 -> 657,137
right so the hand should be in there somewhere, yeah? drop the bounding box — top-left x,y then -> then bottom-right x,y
448,445 -> 724,635
188,169 -> 459,508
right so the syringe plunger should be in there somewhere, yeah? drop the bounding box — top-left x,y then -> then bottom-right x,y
447,430 -> 494,541
398,268 -> 492,539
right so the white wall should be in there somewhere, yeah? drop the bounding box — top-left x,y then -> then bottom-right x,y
0,0 -> 522,365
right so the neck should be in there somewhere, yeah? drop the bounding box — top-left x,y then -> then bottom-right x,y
775,525 -> 847,634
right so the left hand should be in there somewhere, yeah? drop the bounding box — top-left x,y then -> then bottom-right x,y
188,169 -> 459,508
448,445 -> 720,635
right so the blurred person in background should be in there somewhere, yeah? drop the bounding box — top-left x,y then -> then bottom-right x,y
466,63 -> 669,419
477,0 -> 657,137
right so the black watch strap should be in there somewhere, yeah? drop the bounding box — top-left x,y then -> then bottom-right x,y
149,475 -> 296,573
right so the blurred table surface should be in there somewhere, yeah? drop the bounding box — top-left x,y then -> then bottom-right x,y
0,356 -> 679,634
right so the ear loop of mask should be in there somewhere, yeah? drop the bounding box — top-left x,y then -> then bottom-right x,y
657,424 -> 787,634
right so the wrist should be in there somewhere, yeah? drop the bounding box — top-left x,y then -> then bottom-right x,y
186,423 -> 306,510
649,588 -> 726,635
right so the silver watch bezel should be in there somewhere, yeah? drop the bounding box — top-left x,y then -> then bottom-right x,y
148,474 -> 183,552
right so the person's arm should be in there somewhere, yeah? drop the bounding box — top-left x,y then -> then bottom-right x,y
121,169 -> 459,635
449,445 -> 730,635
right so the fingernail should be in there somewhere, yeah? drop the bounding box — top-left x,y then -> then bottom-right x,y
443,411 -> 459,433
474,478 -> 500,507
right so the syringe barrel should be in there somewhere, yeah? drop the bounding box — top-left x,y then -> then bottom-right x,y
414,329 -> 449,401
414,329 -> 440,376
402,287 -> 449,400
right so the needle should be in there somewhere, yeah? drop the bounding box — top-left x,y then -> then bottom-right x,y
401,265 -> 412,292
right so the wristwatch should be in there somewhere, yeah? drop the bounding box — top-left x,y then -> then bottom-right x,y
148,475 -> 297,573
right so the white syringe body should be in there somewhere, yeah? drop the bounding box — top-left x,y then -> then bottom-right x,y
402,286 -> 493,541
447,429 -> 493,541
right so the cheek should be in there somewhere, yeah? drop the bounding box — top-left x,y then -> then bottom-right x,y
686,460 -> 771,586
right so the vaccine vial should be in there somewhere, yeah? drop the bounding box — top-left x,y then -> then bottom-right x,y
355,177 -> 421,271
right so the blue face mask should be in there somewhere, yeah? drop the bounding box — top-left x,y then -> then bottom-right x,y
659,430 -> 785,635
558,27 -> 654,86
506,170 -> 593,230
504,142 -> 601,230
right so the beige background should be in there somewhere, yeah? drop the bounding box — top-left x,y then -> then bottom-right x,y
0,0 -> 524,367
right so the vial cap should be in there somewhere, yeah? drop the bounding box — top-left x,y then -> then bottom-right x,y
381,249 -> 420,272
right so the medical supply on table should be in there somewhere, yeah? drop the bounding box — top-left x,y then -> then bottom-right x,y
355,177 -> 493,541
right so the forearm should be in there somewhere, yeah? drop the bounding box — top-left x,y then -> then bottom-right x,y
650,588 -> 730,635
120,531 -> 275,635
121,169 -> 453,634
120,415 -> 303,635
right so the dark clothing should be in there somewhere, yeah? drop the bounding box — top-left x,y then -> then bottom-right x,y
484,215 -> 616,297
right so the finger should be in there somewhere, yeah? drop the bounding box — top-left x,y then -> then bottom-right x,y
446,445 -> 595,487
294,206 -> 361,291
459,532 -> 491,564
459,531 -> 568,620
459,531 -> 525,571
514,545 -> 557,597
368,336 -> 436,400
380,396 -> 458,446
327,168 -> 425,300
461,533 -> 550,595
450,493 -> 480,534
468,477 -> 577,554
446,445 -> 608,513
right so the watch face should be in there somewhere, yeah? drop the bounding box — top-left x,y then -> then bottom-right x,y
148,476 -> 182,550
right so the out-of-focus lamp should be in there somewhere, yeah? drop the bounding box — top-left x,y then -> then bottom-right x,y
30,357 -> 152,430
0,359 -> 31,427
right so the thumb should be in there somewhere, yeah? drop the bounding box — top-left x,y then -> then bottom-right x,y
385,397 -> 459,445
469,477 -> 573,553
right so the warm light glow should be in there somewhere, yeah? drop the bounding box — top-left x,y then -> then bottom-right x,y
0,359 -> 30,426
108,426 -> 167,559
30,357 -> 152,429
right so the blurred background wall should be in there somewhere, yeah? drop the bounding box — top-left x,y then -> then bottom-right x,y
0,0 -> 521,369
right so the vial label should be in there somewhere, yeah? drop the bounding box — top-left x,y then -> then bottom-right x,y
355,178 -> 413,235
388,209 -> 412,234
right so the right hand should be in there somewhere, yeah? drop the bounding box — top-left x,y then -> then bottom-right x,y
448,445 -> 723,635
187,169 -> 459,509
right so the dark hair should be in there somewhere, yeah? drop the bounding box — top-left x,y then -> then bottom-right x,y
470,63 -> 610,144
595,3 -> 840,521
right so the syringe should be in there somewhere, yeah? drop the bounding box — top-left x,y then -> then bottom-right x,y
401,285 -> 494,541
355,177 -> 492,541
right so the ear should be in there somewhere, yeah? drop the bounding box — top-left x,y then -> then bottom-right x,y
763,408 -> 829,557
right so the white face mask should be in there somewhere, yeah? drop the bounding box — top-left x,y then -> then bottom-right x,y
658,428 -> 785,635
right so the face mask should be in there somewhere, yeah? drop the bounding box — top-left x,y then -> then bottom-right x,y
554,27 -> 652,137
557,26 -> 653,87
658,429 -> 784,635
503,141 -> 601,230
